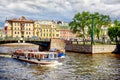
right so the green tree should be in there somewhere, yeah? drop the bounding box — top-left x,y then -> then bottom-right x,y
108,20 -> 120,44
108,27 -> 119,44
88,13 -> 111,40
114,19 -> 120,26
69,12 -> 91,44
70,12 -> 111,44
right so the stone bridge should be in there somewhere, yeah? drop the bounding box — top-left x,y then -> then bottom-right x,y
0,39 -> 66,53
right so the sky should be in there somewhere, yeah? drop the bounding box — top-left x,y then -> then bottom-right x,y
0,0 -> 120,28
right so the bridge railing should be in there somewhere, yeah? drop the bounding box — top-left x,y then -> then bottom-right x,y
0,37 -> 51,42
0,37 -> 51,44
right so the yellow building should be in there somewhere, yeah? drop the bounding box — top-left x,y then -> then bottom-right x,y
0,29 -> 6,38
5,16 -> 34,38
34,20 -> 60,39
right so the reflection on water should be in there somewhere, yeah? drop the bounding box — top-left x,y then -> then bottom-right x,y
0,52 -> 120,80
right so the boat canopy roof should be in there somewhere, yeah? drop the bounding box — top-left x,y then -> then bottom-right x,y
24,52 -> 57,54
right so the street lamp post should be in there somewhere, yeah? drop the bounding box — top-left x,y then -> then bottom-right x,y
91,14 -> 94,45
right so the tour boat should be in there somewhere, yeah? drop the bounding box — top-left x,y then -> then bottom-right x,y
11,49 -> 65,66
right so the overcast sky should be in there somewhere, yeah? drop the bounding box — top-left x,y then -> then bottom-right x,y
0,0 -> 120,27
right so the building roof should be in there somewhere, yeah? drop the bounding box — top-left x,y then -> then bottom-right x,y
35,20 -> 55,25
6,16 -> 34,23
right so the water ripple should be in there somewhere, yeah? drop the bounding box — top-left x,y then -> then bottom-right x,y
0,53 -> 120,80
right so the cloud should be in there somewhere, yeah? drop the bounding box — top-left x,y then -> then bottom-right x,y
101,0 -> 120,5
0,0 -> 120,27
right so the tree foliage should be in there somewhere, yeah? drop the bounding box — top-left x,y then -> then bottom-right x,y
88,12 -> 111,39
69,11 -> 111,44
108,20 -> 120,44
69,12 -> 91,44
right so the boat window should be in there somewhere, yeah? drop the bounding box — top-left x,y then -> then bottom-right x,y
54,54 -> 58,58
48,53 -> 54,59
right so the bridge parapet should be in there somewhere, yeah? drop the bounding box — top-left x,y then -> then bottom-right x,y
0,39 -> 66,53
0,39 -> 50,44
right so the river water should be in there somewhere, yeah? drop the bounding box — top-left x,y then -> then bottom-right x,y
0,52 -> 120,80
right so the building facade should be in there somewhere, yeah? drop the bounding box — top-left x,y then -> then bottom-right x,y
34,20 -> 60,39
59,29 -> 76,40
57,21 -> 76,40
0,29 -> 6,38
4,17 -> 77,40
5,16 -> 34,38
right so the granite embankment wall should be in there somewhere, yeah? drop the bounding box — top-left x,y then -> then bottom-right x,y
92,45 -> 117,53
65,44 -> 118,53
65,44 -> 92,53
